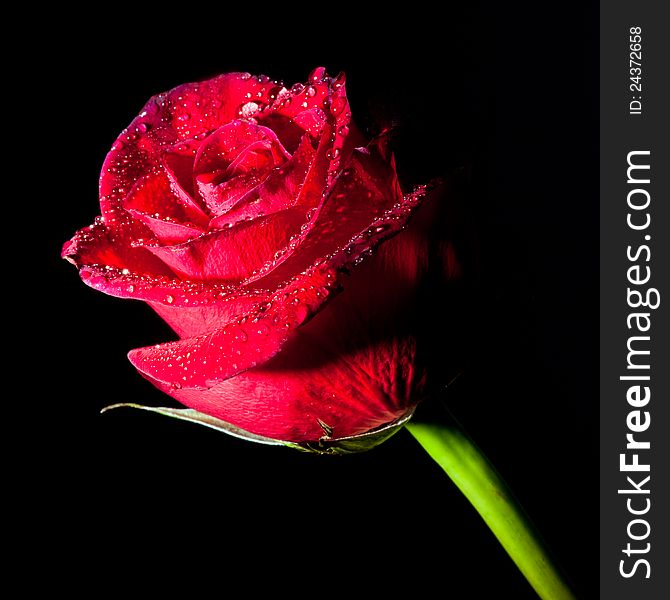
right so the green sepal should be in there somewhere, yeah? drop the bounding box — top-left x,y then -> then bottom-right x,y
101,403 -> 414,454
293,407 -> 416,454
101,403 -> 294,447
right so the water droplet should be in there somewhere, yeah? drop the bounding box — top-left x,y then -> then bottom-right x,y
121,268 -> 130,275
177,113 -> 190,122
240,102 -> 260,117
330,97 -> 347,116
137,122 -> 150,133
233,327 -> 248,342
291,82 -> 305,95
306,85 -> 317,97
165,295 -> 174,304
257,323 -> 269,336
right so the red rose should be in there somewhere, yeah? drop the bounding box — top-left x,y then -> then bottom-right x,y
63,67 -> 458,451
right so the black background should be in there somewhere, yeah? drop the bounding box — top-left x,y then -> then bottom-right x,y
39,2 -> 598,597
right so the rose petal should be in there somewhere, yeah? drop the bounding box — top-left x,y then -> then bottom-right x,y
257,112 -> 312,153
207,133 -> 318,230
99,73 -> 278,214
76,263 -> 268,338
148,295 -> 264,339
261,68 -> 350,186
198,171 -> 267,218
247,143 -> 404,288
161,140 -> 209,218
193,121 -> 289,176
62,216 -> 175,277
145,208 -> 306,282
123,171 -> 209,229
128,266 -> 340,389
128,211 -> 203,245
127,186 -> 426,392
193,121 -> 291,216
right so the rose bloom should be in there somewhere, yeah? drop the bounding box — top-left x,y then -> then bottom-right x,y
63,67 -> 462,451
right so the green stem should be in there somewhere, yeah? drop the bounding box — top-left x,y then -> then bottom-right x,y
406,419 -> 576,600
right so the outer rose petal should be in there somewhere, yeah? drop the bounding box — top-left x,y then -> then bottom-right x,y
127,186 -> 426,403
78,264 -> 269,339
129,190 -> 437,442
62,216 -> 175,278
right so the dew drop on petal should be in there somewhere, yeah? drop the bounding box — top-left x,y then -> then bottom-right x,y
291,82 -> 305,95
233,327 -> 248,342
240,102 -> 260,117
330,97 -> 347,116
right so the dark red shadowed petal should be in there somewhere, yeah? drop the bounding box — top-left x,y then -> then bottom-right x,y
198,209 -> 440,442
128,266 -> 340,389
257,107 -> 326,154
145,208 -> 306,282
127,185 -> 425,398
